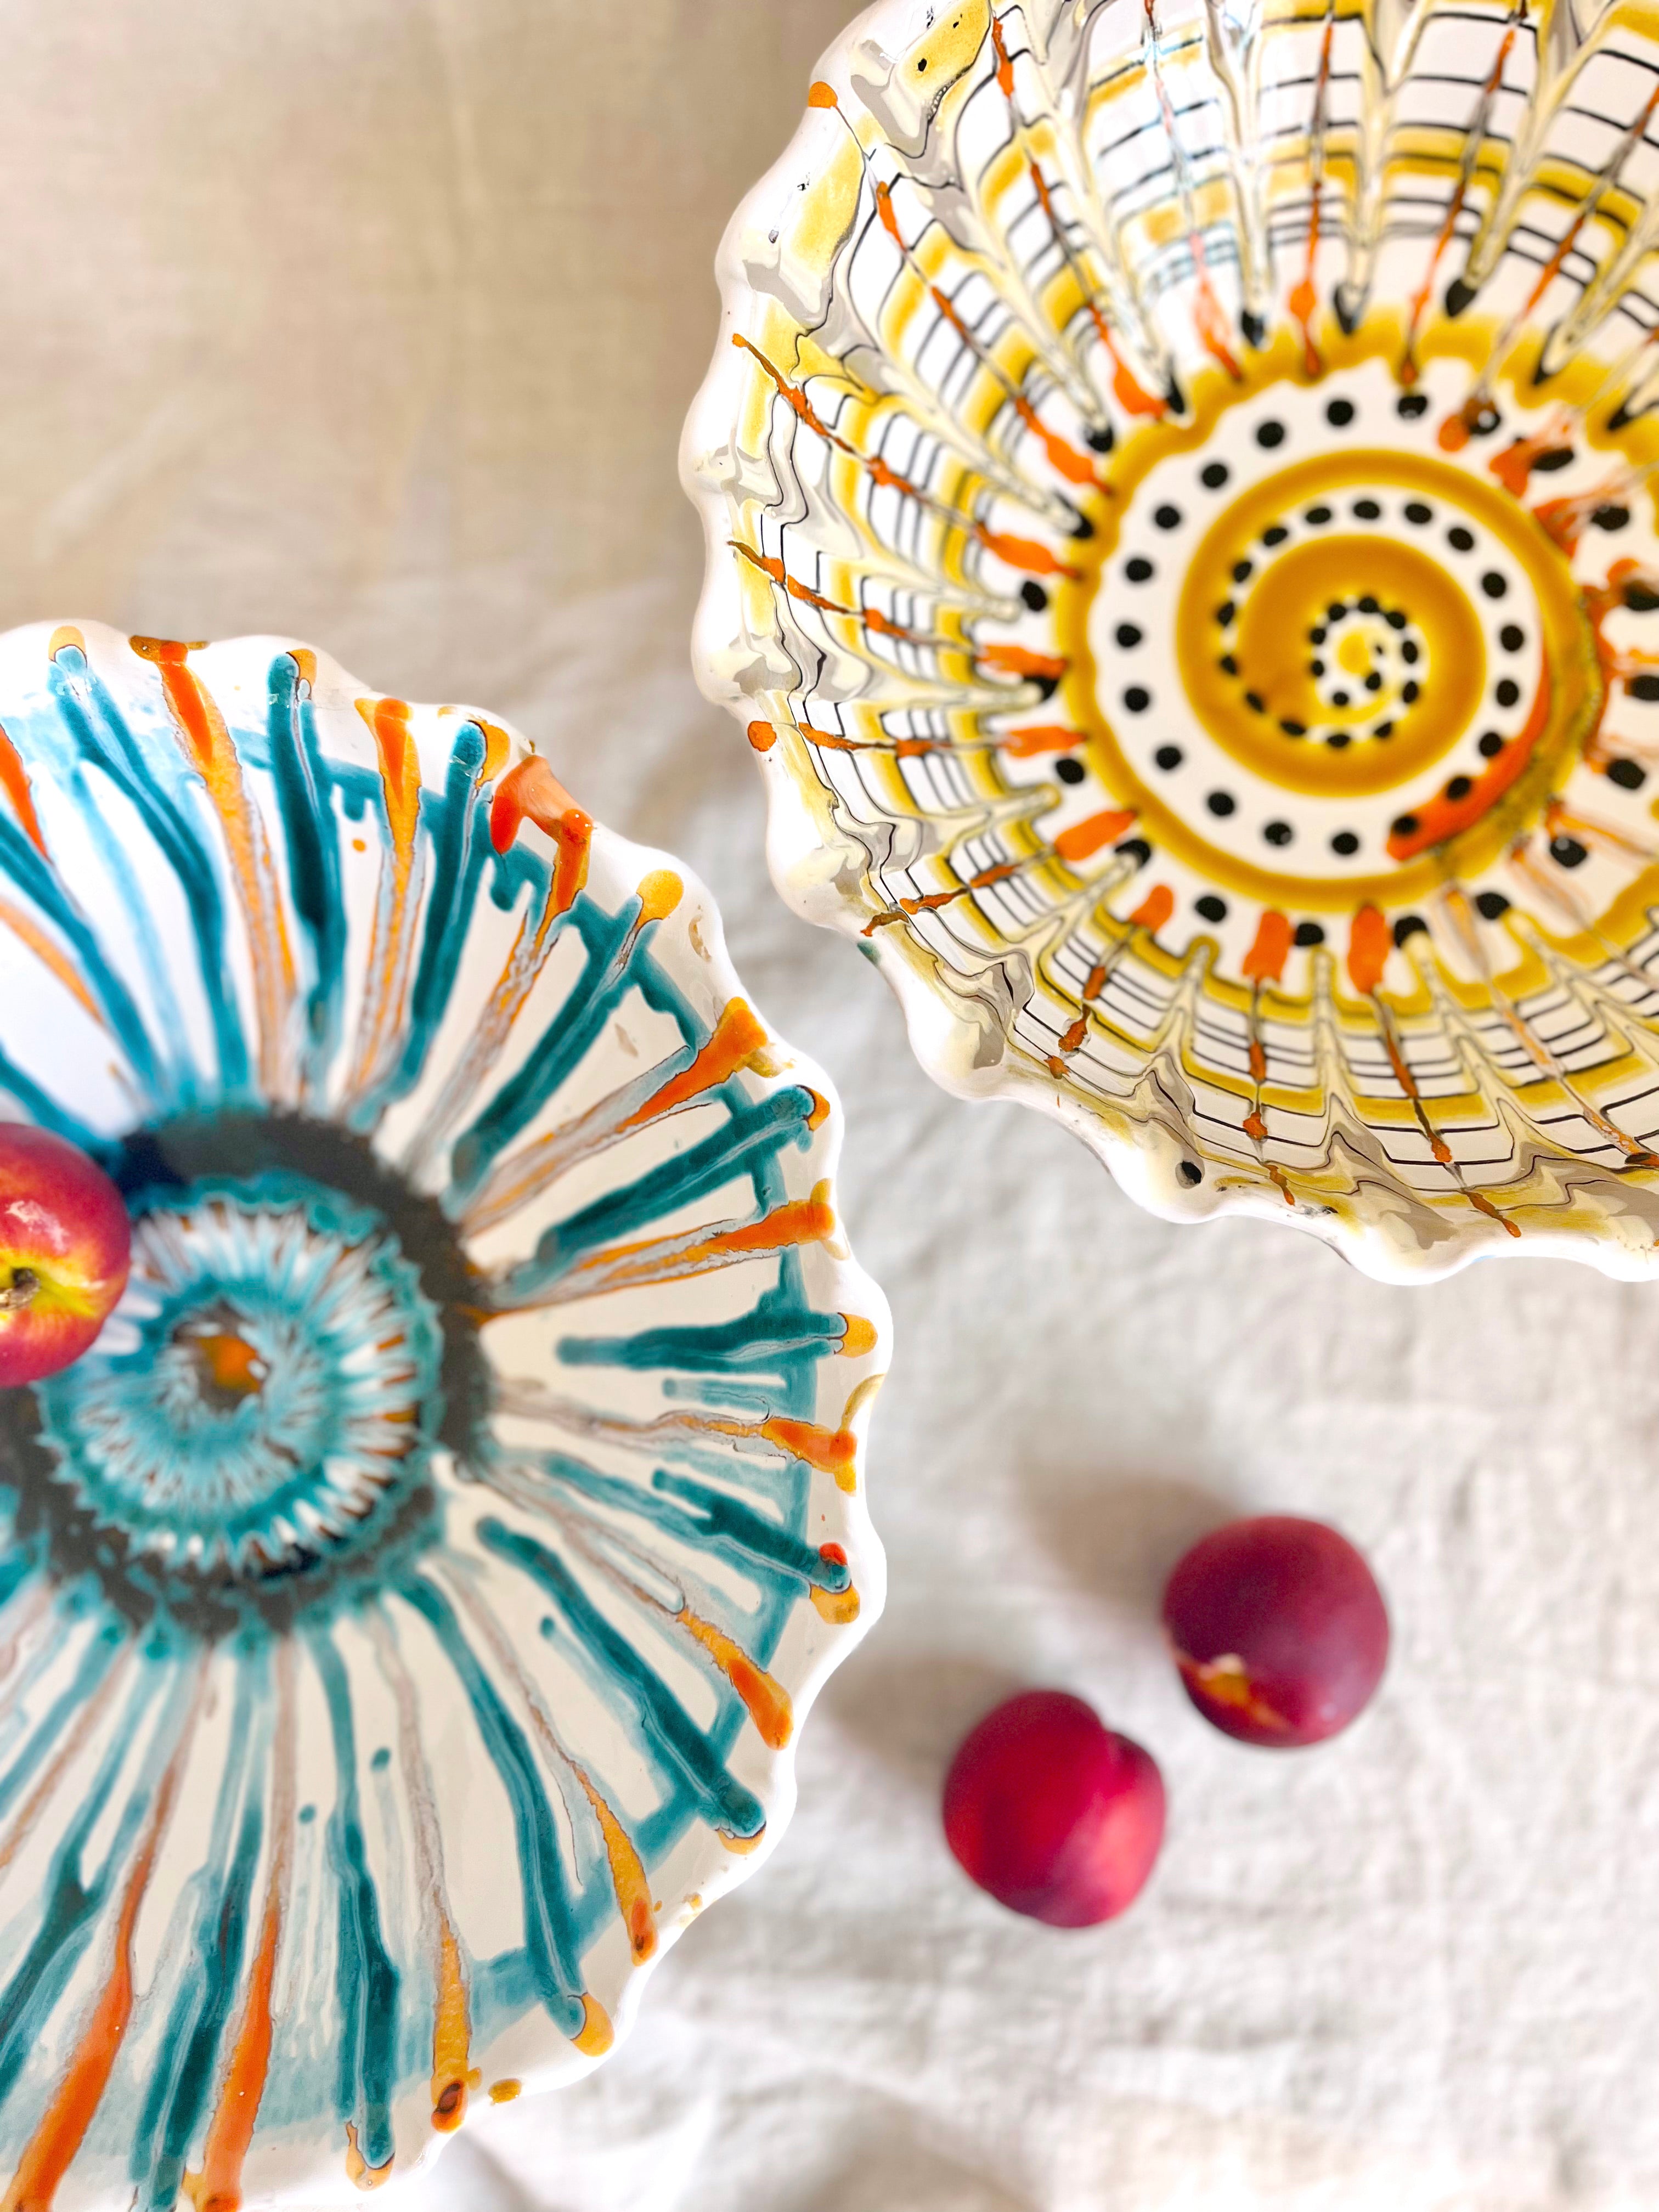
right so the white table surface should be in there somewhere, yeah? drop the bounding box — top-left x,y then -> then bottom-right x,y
5,5 -> 1659,2207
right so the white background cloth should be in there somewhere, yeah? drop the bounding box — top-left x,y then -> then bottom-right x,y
7,4 -> 1659,2206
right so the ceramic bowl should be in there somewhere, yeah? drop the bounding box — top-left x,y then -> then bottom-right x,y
0,622 -> 888,2208
685,0 -> 1659,1282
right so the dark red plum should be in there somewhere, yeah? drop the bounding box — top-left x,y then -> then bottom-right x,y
1163,1515 -> 1389,1747
942,1689 -> 1165,1926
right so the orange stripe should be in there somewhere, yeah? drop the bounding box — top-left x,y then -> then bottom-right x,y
0,724 -> 47,859
620,1001 -> 769,1128
137,640 -> 295,1096
4,1692 -> 197,2212
678,1610 -> 793,1749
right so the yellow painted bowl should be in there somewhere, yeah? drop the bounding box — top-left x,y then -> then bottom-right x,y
685,0 -> 1659,1282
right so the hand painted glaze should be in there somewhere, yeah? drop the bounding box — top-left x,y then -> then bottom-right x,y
686,0 -> 1659,1282
0,623 -> 889,2209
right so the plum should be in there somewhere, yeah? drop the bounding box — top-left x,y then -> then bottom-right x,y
1163,1515 -> 1388,1747
942,1689 -> 1165,1926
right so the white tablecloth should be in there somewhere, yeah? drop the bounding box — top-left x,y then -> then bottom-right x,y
8,5 -> 1659,2206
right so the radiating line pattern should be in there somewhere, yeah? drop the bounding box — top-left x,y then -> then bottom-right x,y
0,621 -> 888,2209
686,0 -> 1659,1280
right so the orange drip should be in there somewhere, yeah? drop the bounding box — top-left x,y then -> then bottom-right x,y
489,757 -> 593,918
0,724 -> 47,859
1241,909 -> 1291,984
976,642 -> 1066,682
1054,808 -> 1136,862
999,725 -> 1082,757
1130,884 -> 1174,932
1346,904 -> 1391,996
574,1773 -> 656,1965
678,1609 -> 794,1748
428,1918 -> 470,2132
622,1001 -> 769,1128
758,1415 -> 858,1489
746,720 -> 778,752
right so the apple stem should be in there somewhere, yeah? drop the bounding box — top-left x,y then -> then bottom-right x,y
0,1267 -> 38,1312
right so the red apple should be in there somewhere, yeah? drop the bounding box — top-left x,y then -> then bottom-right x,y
1163,1515 -> 1389,1748
0,1124 -> 131,1386
943,1689 -> 1166,1927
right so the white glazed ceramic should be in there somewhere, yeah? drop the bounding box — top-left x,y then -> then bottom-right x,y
0,620 -> 888,2207
686,0 -> 1659,1282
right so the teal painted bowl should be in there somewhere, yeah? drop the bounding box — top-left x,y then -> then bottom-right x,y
0,622 -> 888,2208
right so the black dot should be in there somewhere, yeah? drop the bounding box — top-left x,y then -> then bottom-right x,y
1244,691 -> 1266,713
1206,790 -> 1236,816
1445,774 -> 1472,800
1331,830 -> 1359,855
1085,424 -> 1115,453
1480,571 -> 1508,599
1263,524 -> 1289,546
1218,654 -> 1238,674
1020,580 -> 1048,612
1404,501 -> 1432,524
1364,672 -> 1383,691
1474,890 -> 1510,919
1327,731 -> 1351,750
1398,393 -> 1430,418
1056,757 -> 1086,785
1123,686 -> 1151,713
1372,720 -> 1395,738
1448,526 -> 1475,551
1630,673 -> 1659,702
1200,460 -> 1229,489
1533,445 -> 1573,473
1326,397 -> 1356,427
1232,558 -> 1254,583
1327,601 -> 1346,622
1477,731 -> 1504,758
1386,610 -> 1408,630
1195,894 -> 1228,922
1358,594 -> 1380,614
1177,1159 -> 1203,1186
1331,690 -> 1350,707
1126,556 -> 1154,582
1354,498 -> 1382,521
1310,625 -> 1326,644
1494,678 -> 1521,708
1264,820 -> 1294,845
1401,640 -> 1420,664
1499,624 -> 1525,652
1550,835 -> 1589,868
1394,913 -> 1427,944
1115,837 -> 1152,867
1608,757 -> 1647,789
1306,504 -> 1333,525
1392,812 -> 1419,837
1154,743 -> 1183,770
1594,503 -> 1631,532
1279,718 -> 1306,736
1310,659 -> 1325,676
1293,921 -> 1325,947
1154,503 -> 1183,530
1627,583 -> 1659,612
1256,420 -> 1286,448
1402,680 -> 1420,704
1215,601 -> 1236,629
1115,622 -> 1143,648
